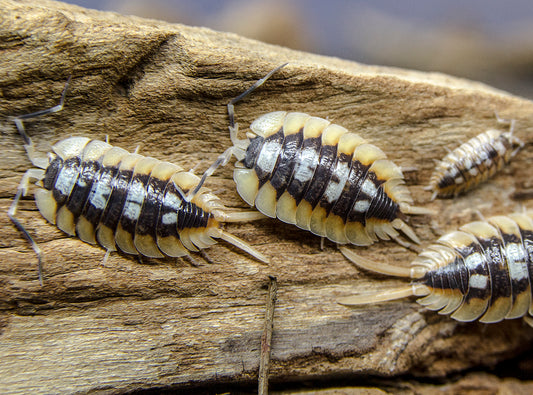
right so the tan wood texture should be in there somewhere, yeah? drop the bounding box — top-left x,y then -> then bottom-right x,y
1,0 -> 533,393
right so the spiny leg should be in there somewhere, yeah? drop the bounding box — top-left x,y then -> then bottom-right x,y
182,254 -> 201,267
227,63 -> 288,134
198,249 -> 215,265
494,110 -> 514,130
10,77 -> 71,169
215,209 -> 266,223
191,65 -> 288,200
8,169 -> 46,286
190,65 -> 288,200
188,146 -> 236,199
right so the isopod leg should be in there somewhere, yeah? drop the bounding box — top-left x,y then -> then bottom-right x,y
198,249 -> 215,265
227,63 -> 288,149
103,249 -> 113,264
183,254 -> 201,267
494,111 -> 514,130
8,169 -> 46,286
10,77 -> 71,169
494,112 -> 523,152
215,210 -> 266,223
523,315 -> 533,328
227,63 -> 288,130
189,146 -> 236,199
400,203 -> 435,216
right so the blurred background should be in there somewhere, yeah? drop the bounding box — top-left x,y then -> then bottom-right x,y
65,0 -> 533,99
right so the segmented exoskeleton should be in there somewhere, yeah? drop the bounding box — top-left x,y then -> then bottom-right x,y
8,80 -> 267,285
340,212 -> 533,325
427,118 -> 523,200
197,64 -> 431,248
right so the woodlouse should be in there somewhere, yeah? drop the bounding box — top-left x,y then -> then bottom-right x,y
199,64 -> 431,247
339,212 -> 533,325
8,81 -> 268,285
427,117 -> 523,200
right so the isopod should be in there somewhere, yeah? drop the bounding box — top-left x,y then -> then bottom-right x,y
427,118 -> 523,200
339,212 -> 533,325
8,80 -> 268,285
198,64 -> 431,248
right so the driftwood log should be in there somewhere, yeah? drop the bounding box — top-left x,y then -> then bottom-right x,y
2,0 -> 533,393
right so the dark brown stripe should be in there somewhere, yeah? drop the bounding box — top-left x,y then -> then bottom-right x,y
304,144 -> 338,208
437,168 -> 458,190
243,136 -> 265,169
136,177 -> 167,236
52,156 -> 81,207
100,169 -> 134,231
178,200 -> 210,230
456,242 -> 491,307
423,255 -> 469,295
156,181 -> 184,239
331,159 -> 369,222
43,155 -> 62,190
479,235 -> 512,302
269,130 -> 303,198
65,160 -> 100,218
254,129 -> 285,188
81,166 -> 118,228
286,136 -> 321,204
517,227 -> 533,289
317,152 -> 352,215
501,231 -> 530,306
346,173 -> 382,224
118,173 -> 149,235
365,178 -> 397,221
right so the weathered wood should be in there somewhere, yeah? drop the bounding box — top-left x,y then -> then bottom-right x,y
2,0 -> 533,393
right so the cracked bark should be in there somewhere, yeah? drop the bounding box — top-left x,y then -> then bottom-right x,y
1,0 -> 533,393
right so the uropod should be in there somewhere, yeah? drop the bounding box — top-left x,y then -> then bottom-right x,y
8,80 -> 268,285
339,212 -> 533,325
198,64 -> 431,248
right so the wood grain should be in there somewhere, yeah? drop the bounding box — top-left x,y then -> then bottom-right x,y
2,0 -> 533,393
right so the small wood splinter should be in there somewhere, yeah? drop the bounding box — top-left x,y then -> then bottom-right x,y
258,275 -> 278,395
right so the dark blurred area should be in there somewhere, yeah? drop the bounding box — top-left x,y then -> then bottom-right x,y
67,0 -> 533,99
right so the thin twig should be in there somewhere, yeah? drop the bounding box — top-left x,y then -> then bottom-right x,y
258,275 -> 278,395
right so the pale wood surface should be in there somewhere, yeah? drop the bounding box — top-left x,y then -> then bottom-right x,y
2,0 -> 533,393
